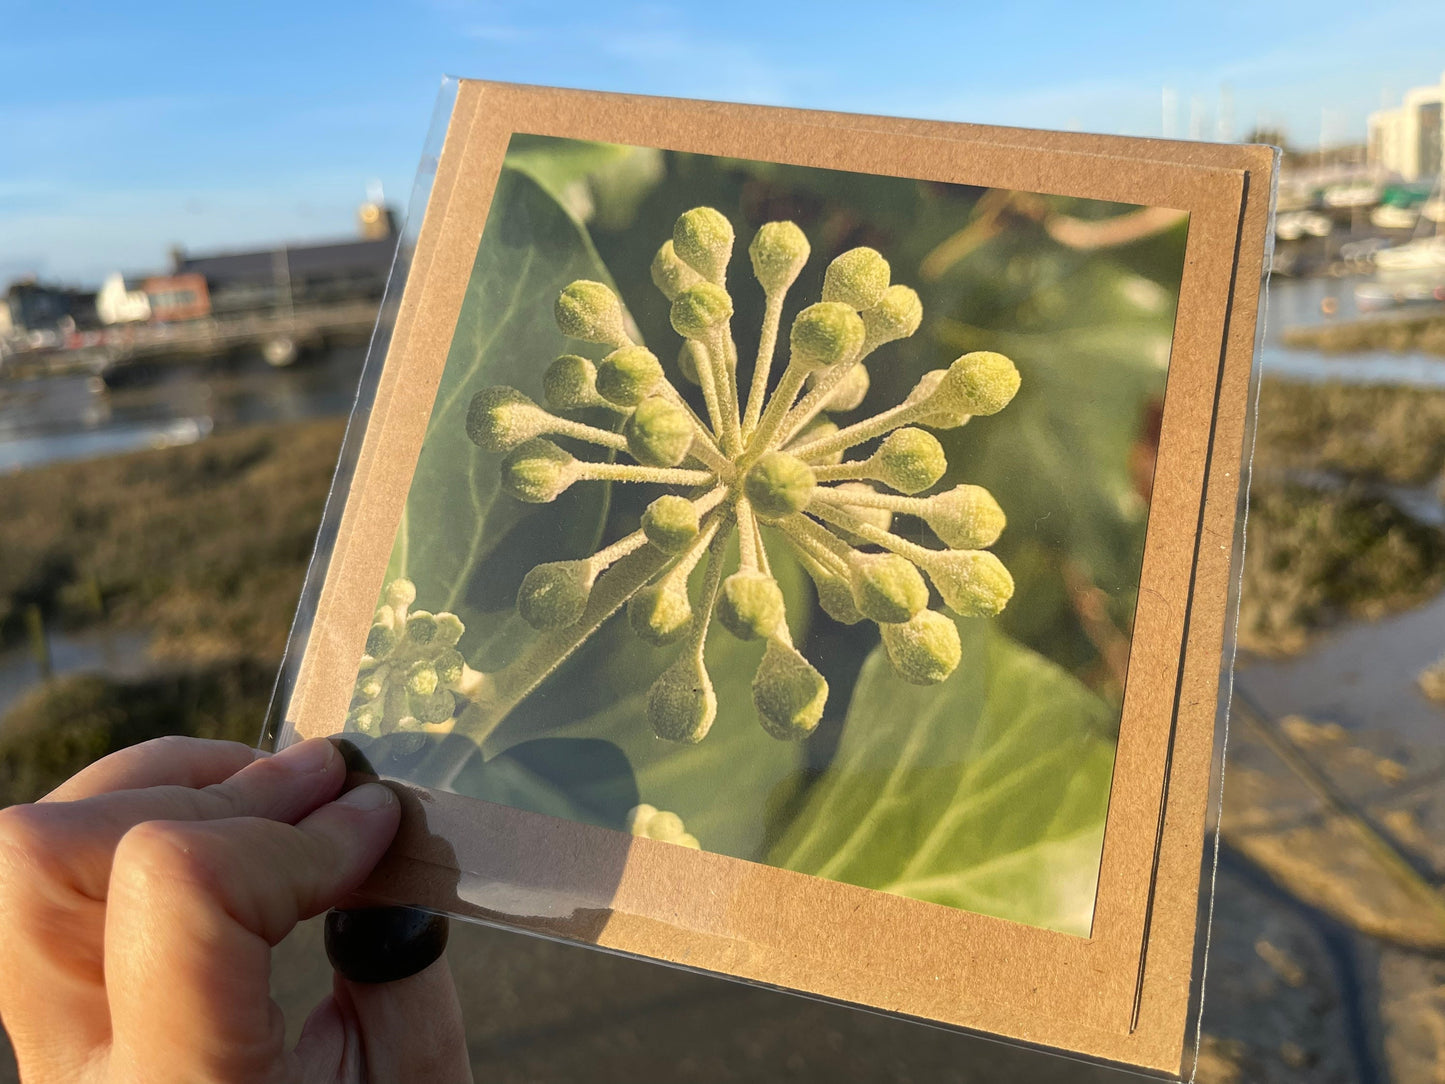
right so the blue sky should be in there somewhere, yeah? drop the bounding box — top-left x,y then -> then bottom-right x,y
4,0 -> 1444,285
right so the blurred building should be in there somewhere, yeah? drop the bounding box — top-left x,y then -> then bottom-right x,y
0,280 -> 98,338
89,199 -> 402,327
142,273 -> 211,323
96,273 -> 152,324
1368,71 -> 1445,181
168,200 -> 398,317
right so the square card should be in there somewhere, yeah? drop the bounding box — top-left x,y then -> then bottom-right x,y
270,80 -> 1275,1076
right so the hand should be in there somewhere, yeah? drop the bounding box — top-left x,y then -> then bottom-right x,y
0,736 -> 473,1083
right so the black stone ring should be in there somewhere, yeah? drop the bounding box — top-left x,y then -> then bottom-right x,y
325,906 -> 450,985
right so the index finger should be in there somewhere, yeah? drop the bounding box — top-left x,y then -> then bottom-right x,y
43,736 -> 263,803
0,738 -> 346,905
105,784 -> 401,1083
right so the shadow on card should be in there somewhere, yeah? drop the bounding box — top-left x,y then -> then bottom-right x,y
335,731 -> 638,942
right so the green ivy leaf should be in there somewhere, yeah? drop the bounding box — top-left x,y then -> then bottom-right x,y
506,136 -> 666,232
449,737 -> 640,829
387,166 -> 620,670
769,617 -> 1116,936
925,253 -> 1177,679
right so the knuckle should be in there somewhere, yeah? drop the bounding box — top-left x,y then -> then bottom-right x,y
112,820 -> 221,900
0,804 -> 49,860
0,805 -> 72,910
0,805 -> 55,879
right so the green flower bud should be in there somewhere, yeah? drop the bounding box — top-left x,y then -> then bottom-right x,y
815,362 -> 870,413
926,485 -> 1005,548
861,284 -> 923,348
817,576 -> 865,624
627,804 -> 700,848
625,803 -> 657,832
596,345 -> 664,406
647,653 -> 717,743
788,415 -> 845,465
433,648 -> 465,687
405,660 -> 439,697
543,354 -> 601,411
382,685 -> 409,729
516,559 -> 595,629
433,612 -> 464,646
646,808 -> 686,840
941,352 -> 1021,416
850,552 -> 929,623
356,672 -> 384,702
881,609 -> 962,685
389,731 -> 429,756
627,583 -> 693,645
650,239 -> 702,300
673,207 -> 734,283
408,688 -> 456,725
658,826 -> 702,855
366,622 -> 398,658
384,579 -> 416,610
349,704 -> 382,735
868,427 -> 947,495
797,561 -> 865,625
752,638 -> 828,739
790,302 -> 865,371
625,395 -> 695,467
404,610 -> 438,645
466,386 -> 550,452
641,494 -> 700,553
670,283 -> 733,340
822,247 -> 890,310
749,221 -> 810,294
555,280 -> 630,347
676,340 -> 704,385
827,481 -> 893,545
716,571 -> 786,640
923,550 -> 1015,617
501,439 -> 576,503
905,370 -> 971,429
744,451 -> 816,522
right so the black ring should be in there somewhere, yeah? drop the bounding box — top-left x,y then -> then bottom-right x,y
325,906 -> 450,984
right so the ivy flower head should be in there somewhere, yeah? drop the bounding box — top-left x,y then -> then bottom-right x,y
465,208 -> 1021,745
349,578 -> 476,750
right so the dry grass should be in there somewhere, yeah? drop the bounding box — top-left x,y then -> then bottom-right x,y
1281,314 -> 1445,359
0,418 -> 345,662
1239,481 -> 1445,655
1255,379 -> 1445,487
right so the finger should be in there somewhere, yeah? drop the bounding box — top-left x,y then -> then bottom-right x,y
11,737 -> 345,902
105,783 -> 400,1084
342,960 -> 473,1084
43,736 -> 263,802
293,992 -> 365,1083
0,738 -> 345,1069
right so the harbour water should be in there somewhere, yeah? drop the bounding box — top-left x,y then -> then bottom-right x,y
0,628 -> 152,726
1259,272 -> 1445,386
0,344 -> 367,473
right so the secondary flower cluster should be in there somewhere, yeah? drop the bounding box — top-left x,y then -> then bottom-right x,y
349,578 -> 471,742
626,803 -> 701,849
466,207 -> 1020,744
